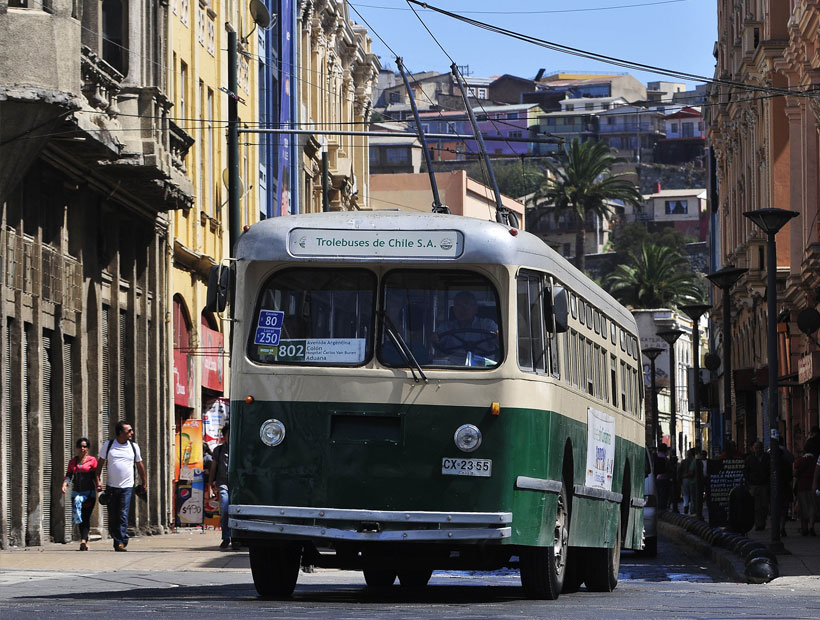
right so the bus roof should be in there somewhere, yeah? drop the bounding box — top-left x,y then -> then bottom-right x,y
236,211 -> 636,329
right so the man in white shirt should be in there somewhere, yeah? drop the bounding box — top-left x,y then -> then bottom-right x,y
95,420 -> 147,551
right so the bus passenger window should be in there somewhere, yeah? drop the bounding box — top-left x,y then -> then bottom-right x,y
610,355 -> 618,404
516,273 -> 546,373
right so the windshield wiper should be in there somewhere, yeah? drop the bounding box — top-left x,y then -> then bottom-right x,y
379,311 -> 428,383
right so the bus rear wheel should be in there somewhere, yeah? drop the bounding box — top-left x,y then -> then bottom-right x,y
519,484 -> 569,600
397,568 -> 433,587
584,515 -> 621,592
363,569 -> 397,587
249,542 -> 302,598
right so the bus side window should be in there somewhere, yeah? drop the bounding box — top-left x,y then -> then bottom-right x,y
517,278 -> 533,370
610,355 -> 618,405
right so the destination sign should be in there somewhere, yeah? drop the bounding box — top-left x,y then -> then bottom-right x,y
288,228 -> 463,258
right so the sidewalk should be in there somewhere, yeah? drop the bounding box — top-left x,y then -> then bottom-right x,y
659,507 -> 820,582
0,528 -> 250,573
743,516 -> 820,577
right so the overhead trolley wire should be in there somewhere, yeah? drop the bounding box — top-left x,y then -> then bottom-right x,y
406,1 -> 819,100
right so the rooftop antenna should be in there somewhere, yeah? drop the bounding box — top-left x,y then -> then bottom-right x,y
450,63 -> 517,227
396,57 -> 449,214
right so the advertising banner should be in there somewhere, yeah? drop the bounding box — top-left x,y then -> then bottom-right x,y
175,419 -> 204,481
203,397 -> 229,450
173,350 -> 191,407
200,323 -> 224,391
585,407 -> 615,491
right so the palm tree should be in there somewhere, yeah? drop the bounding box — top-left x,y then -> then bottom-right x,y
605,243 -> 703,308
530,139 -> 643,272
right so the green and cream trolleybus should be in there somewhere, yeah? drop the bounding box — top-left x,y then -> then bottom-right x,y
216,210 -> 646,599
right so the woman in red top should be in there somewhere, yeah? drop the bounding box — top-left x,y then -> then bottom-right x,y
61,437 -> 98,551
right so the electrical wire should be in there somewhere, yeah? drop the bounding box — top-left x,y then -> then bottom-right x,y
355,1 -> 688,15
407,1 -> 818,99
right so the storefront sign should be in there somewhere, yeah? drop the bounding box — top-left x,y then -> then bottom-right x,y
201,323 -> 224,392
288,228 -> 463,258
798,351 -> 820,384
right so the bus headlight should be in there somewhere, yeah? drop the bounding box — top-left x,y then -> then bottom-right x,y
454,424 -> 482,452
259,419 -> 286,446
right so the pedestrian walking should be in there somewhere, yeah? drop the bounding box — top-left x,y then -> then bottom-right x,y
654,444 -> 671,510
95,421 -> 147,552
208,422 -> 236,549
679,448 -> 698,515
61,437 -> 98,551
794,447 -> 817,536
745,440 -> 770,530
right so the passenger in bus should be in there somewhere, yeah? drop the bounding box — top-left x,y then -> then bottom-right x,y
434,291 -> 499,366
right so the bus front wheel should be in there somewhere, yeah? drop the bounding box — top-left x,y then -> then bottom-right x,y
249,542 -> 302,598
397,568 -> 433,587
363,569 -> 397,587
584,515 -> 621,592
519,484 -> 569,600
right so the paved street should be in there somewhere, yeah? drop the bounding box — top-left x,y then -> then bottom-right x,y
1,529 -> 818,619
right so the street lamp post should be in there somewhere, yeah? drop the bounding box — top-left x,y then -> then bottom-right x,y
743,208 -> 798,553
680,304 -> 712,452
642,346 -> 664,448
657,328 -> 684,513
681,304 -> 711,520
706,266 -> 748,453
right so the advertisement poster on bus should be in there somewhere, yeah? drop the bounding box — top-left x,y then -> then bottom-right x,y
585,407 -> 615,491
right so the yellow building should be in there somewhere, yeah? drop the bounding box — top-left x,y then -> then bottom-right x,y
167,1 -> 259,452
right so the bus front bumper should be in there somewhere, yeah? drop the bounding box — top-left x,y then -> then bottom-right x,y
229,504 -> 512,542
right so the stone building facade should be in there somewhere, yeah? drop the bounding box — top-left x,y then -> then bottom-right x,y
706,1 -> 820,454
1,1 -> 192,547
297,0 -> 379,212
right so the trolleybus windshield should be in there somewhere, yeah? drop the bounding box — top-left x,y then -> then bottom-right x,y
247,268 -> 375,365
380,270 -> 501,369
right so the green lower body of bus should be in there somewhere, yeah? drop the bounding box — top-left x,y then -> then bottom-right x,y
228,399 -> 645,598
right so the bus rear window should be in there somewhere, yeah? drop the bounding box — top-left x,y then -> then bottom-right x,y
247,268 -> 375,365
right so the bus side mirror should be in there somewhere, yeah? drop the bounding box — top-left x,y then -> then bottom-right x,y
550,285 -> 569,333
205,264 -> 231,313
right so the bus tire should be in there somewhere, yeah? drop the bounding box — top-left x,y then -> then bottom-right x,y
519,484 -> 569,600
397,568 -> 433,587
584,514 -> 621,592
363,569 -> 397,587
249,542 -> 302,598
561,547 -> 584,593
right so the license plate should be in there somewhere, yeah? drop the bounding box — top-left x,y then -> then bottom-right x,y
441,457 -> 492,477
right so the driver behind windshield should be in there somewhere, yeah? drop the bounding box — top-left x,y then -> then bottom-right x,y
434,291 -> 499,366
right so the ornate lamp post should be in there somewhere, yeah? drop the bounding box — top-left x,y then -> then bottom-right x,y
642,346 -> 664,448
743,208 -> 798,552
680,304 -> 712,452
657,328 -> 684,513
706,266 -> 748,450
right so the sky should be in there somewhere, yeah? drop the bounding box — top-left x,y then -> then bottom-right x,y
347,0 -> 718,90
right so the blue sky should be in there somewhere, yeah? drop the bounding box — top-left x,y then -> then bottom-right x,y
347,0 -> 718,90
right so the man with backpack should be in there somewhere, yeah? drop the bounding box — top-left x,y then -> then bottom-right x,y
95,420 -> 147,552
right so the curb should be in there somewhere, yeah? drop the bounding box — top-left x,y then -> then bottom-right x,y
658,511 -> 779,583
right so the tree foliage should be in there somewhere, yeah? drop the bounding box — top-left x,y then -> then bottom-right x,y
464,159 -> 545,200
605,244 -> 704,309
609,220 -> 694,256
530,139 -> 643,272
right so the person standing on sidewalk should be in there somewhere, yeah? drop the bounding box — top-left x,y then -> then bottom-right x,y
208,422 -> 235,549
794,447 -> 817,536
745,440 -> 770,531
61,437 -> 98,551
96,421 -> 147,552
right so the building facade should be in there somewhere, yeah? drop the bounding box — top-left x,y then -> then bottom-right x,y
706,1 -> 820,454
1,0 -> 192,547
297,0 -> 379,212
